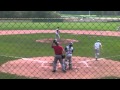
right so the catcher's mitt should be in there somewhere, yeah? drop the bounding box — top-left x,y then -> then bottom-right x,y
61,54 -> 65,59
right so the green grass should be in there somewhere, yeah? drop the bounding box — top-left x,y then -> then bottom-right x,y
100,76 -> 120,79
0,22 -> 120,30
0,56 -> 17,65
0,33 -> 120,79
0,33 -> 119,65
0,72 -> 31,79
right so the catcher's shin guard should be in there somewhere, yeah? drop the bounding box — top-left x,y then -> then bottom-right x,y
69,64 -> 72,70
64,59 -> 68,70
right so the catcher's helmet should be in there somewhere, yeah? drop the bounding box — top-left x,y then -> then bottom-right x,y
69,42 -> 73,45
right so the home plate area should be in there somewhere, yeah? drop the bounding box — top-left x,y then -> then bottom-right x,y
0,56 -> 120,79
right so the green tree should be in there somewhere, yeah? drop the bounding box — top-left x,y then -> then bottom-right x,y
0,11 -> 61,18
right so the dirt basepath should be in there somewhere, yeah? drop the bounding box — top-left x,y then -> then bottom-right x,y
0,30 -> 119,37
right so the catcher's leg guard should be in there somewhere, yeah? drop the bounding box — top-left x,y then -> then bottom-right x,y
69,64 -> 72,70
66,55 -> 72,70
69,57 -> 72,70
64,59 -> 68,70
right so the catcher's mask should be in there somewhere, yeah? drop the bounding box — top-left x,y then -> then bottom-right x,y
69,42 -> 73,47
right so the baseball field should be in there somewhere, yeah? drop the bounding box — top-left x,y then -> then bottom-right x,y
0,21 -> 120,79
0,22 -> 120,30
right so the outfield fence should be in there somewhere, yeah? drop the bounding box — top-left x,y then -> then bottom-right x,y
1,17 -> 120,22
0,18 -> 120,79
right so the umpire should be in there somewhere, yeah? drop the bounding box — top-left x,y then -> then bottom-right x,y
51,39 -> 66,73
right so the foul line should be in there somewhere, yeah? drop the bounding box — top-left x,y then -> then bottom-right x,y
0,54 -> 120,68
78,54 -> 120,63
0,54 -> 119,59
0,54 -> 24,59
0,54 -> 90,67
77,55 -> 120,67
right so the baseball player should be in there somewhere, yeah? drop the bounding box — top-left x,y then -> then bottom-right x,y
51,39 -> 66,73
55,27 -> 60,42
64,42 -> 74,70
116,26 -> 120,31
94,40 -> 102,61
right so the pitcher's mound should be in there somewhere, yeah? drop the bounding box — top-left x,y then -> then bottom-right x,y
36,38 -> 79,44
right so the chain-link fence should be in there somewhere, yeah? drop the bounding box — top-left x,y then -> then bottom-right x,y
0,17 -> 120,79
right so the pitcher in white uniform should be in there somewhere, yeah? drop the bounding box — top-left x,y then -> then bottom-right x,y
55,27 -> 60,42
94,40 -> 102,61
64,42 -> 74,70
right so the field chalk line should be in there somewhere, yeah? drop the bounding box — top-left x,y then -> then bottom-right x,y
0,54 -> 120,67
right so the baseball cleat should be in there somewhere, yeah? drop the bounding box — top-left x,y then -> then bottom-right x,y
52,70 -> 56,72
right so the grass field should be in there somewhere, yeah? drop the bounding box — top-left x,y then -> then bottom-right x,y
0,20 -> 120,79
0,72 -> 31,79
0,33 -> 120,79
0,33 -> 120,65
100,76 -> 120,79
0,22 -> 120,30
0,33 -> 119,79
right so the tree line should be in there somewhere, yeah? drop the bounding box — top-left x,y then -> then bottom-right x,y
0,11 -> 61,18
0,11 -> 120,18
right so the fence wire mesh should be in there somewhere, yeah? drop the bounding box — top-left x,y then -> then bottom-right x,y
0,18 -> 120,79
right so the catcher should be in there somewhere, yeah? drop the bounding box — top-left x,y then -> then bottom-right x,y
64,42 -> 74,70
51,39 -> 66,73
